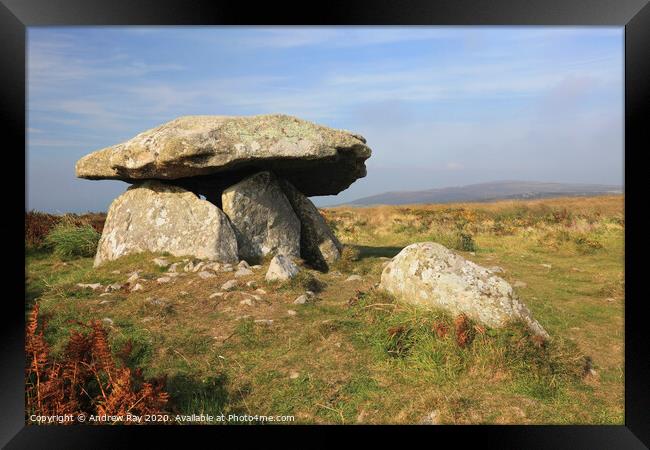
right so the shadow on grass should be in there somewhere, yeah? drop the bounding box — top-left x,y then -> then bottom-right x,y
166,373 -> 249,420
353,245 -> 404,259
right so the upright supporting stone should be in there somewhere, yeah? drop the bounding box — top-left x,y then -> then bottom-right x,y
94,181 -> 238,267
222,171 -> 300,262
280,179 -> 342,271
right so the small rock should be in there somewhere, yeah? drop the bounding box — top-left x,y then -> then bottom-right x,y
254,288 -> 267,295
126,272 -> 140,284
246,280 -> 257,288
153,257 -> 169,268
203,262 -> 221,272
179,290 -> 189,295
240,298 -> 256,307
209,292 -> 224,299
234,268 -> 253,277
345,275 -> 362,282
488,266 -> 505,274
289,371 -> 300,379
167,263 -> 179,273
99,300 -> 113,305
287,309 -> 297,316
265,255 -> 300,282
513,281 -> 527,288
192,261 -> 206,273
142,316 -> 154,323
105,283 -> 123,292
130,283 -> 144,292
221,280 -> 238,291
165,272 -> 180,278
294,291 -> 315,305
198,271 -> 216,279
606,297 -> 616,303
111,270 -> 121,274
254,319 -> 274,326
251,265 -> 262,270
148,297 -> 169,307
238,260 -> 251,270
76,283 -> 102,290
156,277 -> 172,284
102,318 -> 114,326
420,410 -> 441,425
541,263 -> 552,269
99,293 -> 112,297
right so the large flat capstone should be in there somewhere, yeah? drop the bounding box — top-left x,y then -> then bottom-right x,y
75,114 -> 371,196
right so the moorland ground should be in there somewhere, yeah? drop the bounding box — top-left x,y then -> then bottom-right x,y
25,195 -> 624,424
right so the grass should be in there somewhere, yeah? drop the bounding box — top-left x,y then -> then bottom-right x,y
25,195 -> 624,424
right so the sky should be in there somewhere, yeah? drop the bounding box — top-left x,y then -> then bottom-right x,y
26,26 -> 624,213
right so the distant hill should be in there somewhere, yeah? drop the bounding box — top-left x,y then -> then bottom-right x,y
341,181 -> 623,206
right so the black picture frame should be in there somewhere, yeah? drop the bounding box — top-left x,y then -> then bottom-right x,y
3,0 -> 648,447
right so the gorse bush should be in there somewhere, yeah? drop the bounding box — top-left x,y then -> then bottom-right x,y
44,221 -> 101,260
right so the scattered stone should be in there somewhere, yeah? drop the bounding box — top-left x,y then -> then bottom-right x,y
192,261 -> 206,273
254,288 -> 267,295
221,280 -> 238,291
488,266 -> 505,274
153,257 -> 169,268
184,261 -> 195,272
513,281 -> 528,288
251,265 -> 262,270
209,292 -> 224,299
287,310 -> 297,316
606,297 -> 616,303
92,181 -> 239,267
541,263 -> 552,269
289,371 -> 300,379
198,271 -> 216,279
167,262 -> 180,273
246,280 -> 257,288
99,293 -> 112,297
105,283 -> 123,292
130,283 -> 144,292
157,277 -> 172,284
345,275 -> 362,282
76,283 -> 102,290
222,171 -> 300,261
420,410 -> 441,425
238,260 -> 251,270
179,291 -> 189,295
380,242 -> 550,339
75,114 -> 371,197
293,291 -> 315,305
254,319 -> 274,326
99,300 -> 113,305
111,270 -> 121,274
147,297 -> 169,307
102,318 -> 114,326
165,272 -> 180,278
126,272 -> 140,284
240,298 -> 256,307
234,267 -> 254,277
265,255 -> 300,282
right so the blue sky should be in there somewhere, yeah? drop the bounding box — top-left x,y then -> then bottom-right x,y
27,27 -> 623,212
